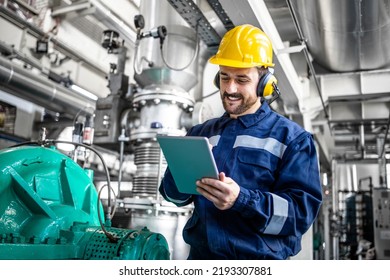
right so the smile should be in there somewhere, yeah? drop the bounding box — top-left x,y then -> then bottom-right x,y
224,93 -> 243,101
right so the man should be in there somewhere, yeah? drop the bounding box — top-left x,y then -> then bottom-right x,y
159,24 -> 323,259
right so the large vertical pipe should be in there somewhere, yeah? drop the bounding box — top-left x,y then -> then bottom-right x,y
359,124 -> 366,159
331,159 -> 339,259
377,134 -> 388,188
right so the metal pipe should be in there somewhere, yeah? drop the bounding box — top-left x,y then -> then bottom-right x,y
0,41 -> 42,70
359,123 -> 366,158
0,5 -> 107,76
0,56 -> 95,118
377,134 -> 388,188
331,159 -> 339,260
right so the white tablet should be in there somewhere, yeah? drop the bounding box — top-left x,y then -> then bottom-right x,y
157,135 -> 219,195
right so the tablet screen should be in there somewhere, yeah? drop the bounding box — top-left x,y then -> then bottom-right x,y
157,135 -> 219,195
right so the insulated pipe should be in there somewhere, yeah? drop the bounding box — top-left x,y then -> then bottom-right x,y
290,0 -> 390,72
0,56 -> 95,118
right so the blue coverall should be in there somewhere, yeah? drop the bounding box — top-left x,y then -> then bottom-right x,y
159,101 -> 323,259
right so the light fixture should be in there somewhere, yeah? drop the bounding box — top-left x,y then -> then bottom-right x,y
71,84 -> 98,101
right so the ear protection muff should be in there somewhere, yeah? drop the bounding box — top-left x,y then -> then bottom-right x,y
213,72 -> 221,89
213,70 -> 278,99
257,71 -> 278,100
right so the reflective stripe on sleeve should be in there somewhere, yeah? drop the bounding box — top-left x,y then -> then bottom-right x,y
233,135 -> 287,159
208,135 -> 220,147
263,193 -> 288,235
161,187 -> 192,205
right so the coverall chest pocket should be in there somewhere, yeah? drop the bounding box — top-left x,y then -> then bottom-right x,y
236,149 -> 278,190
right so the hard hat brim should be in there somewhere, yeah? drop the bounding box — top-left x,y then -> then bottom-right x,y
208,55 -> 274,68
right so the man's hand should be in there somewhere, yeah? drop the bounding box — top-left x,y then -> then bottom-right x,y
196,172 -> 240,210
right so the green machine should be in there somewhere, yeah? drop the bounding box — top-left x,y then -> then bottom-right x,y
0,145 -> 170,260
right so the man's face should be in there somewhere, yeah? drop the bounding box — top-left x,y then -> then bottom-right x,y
218,66 -> 260,118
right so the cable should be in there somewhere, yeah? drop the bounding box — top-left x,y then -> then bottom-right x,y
133,38 -> 143,75
52,140 -> 115,221
97,184 -> 118,243
159,20 -> 200,71
199,89 -> 219,101
8,141 -> 39,147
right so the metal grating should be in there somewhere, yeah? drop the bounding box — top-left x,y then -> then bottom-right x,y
166,0 -> 221,51
70,16 -> 105,45
83,228 -> 125,260
206,0 -> 234,31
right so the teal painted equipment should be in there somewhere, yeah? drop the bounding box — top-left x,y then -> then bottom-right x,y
0,145 -> 170,260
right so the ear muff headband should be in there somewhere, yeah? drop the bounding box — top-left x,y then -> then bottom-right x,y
214,71 -> 277,98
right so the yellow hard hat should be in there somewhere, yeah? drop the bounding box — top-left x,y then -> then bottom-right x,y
209,24 -> 274,68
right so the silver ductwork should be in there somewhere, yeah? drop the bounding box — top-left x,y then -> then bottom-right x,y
0,56 -> 96,118
291,0 -> 390,72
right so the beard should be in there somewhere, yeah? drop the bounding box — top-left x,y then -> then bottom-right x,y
222,92 -> 258,116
